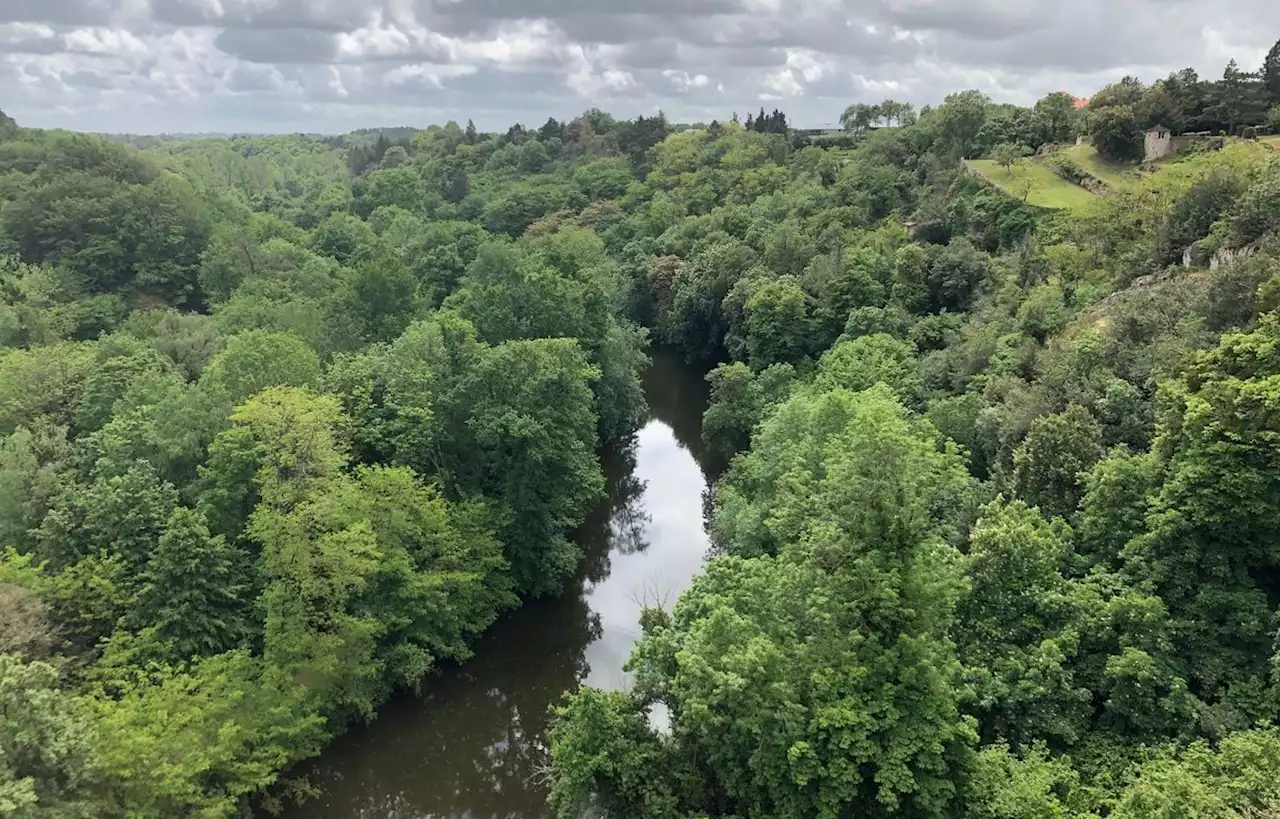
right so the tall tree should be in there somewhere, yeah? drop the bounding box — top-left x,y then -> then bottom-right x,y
1263,38 -> 1280,105
1012,404 -> 1104,521
553,387 -> 976,819
1089,104 -> 1145,161
1033,91 -> 1081,143
1209,59 -> 1267,133
128,506 -> 254,661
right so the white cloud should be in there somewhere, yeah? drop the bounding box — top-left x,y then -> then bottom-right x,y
762,67 -> 804,97
664,69 -> 711,91
0,0 -> 1277,132
62,26 -> 148,57
384,61 -> 477,88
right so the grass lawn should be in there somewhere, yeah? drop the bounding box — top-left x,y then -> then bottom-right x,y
968,159 -> 1099,211
1261,135 -> 1280,151
1059,144 -> 1145,189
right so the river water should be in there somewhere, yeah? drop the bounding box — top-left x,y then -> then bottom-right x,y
283,348 -> 717,819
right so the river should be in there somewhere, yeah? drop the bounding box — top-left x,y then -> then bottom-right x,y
281,348 -> 718,819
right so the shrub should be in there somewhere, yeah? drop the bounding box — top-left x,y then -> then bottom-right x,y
1046,154 -> 1088,184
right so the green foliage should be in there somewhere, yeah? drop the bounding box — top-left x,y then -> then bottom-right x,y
743,274 -> 810,366
548,689 -> 686,819
445,233 -> 648,439
6,83 -> 1280,819
1157,173 -> 1245,263
558,385 -> 977,819
965,743 -> 1090,819
1089,105 -> 1145,162
702,361 -> 795,459
1111,729 -> 1280,818
0,155 -> 211,302
84,651 -> 326,818
126,507 -> 254,662
939,90 -> 993,157
714,385 -> 970,558
1035,92 -> 1085,144
0,342 -> 97,435
0,654 -> 98,818
1125,317 -> 1280,696
331,316 -> 604,597
572,158 -> 634,200
955,499 -> 1093,747
991,142 -> 1033,170
1012,405 -> 1104,520
198,329 -> 320,406
928,239 -> 990,313
310,212 -> 376,265
815,333 -> 921,402
35,461 -> 178,570
1224,174 -> 1280,247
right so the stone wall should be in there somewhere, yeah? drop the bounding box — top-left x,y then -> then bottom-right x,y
1144,131 -> 1206,162
1144,128 -> 1173,162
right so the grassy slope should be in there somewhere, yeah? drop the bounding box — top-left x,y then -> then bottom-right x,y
973,141 -> 1276,212
1058,144 -> 1146,189
967,158 -> 1099,210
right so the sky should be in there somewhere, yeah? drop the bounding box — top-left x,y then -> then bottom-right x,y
2,0 -> 1278,135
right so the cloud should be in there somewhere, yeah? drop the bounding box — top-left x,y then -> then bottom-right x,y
664,69 -> 712,92
0,0 -> 1277,133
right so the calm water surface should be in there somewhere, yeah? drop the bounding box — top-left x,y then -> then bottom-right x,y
282,348 -> 717,819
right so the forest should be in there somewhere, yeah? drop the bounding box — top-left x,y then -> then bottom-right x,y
3,38 -> 1280,819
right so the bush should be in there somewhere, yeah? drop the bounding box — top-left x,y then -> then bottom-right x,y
1045,154 -> 1088,184
1089,105 -> 1145,162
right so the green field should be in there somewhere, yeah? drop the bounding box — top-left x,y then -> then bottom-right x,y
967,158 -> 1099,210
1058,144 -> 1146,189
969,144 -> 1181,211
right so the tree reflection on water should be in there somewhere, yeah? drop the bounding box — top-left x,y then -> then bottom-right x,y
278,348 -> 713,819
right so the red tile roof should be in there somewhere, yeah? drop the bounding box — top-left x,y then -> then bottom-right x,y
1063,92 -> 1090,110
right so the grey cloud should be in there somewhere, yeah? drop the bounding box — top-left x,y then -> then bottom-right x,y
155,0 -> 376,31
3,0 -> 1279,133
226,62 -> 283,91
214,27 -> 338,62
874,0 -> 1056,41
0,0 -> 121,26
0,23 -> 64,54
62,67 -> 116,87
419,0 -> 744,24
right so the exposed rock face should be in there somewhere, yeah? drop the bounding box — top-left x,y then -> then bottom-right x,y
1211,244 -> 1258,271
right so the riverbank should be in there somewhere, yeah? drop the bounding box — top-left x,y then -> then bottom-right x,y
277,349 -> 716,818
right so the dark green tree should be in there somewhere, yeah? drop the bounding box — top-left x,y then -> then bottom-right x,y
128,507 -> 254,661
1089,104 -> 1145,162
1264,39 -> 1280,105
1012,404 -> 1104,521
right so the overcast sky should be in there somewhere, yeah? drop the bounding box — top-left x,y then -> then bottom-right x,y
2,1 -> 1277,135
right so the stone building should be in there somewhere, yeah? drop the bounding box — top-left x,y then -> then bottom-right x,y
1144,125 -> 1199,162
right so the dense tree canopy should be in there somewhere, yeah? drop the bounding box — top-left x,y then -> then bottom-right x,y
4,39 -> 1280,818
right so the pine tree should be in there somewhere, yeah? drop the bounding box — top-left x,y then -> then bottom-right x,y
131,507 -> 253,660
1264,38 -> 1280,105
